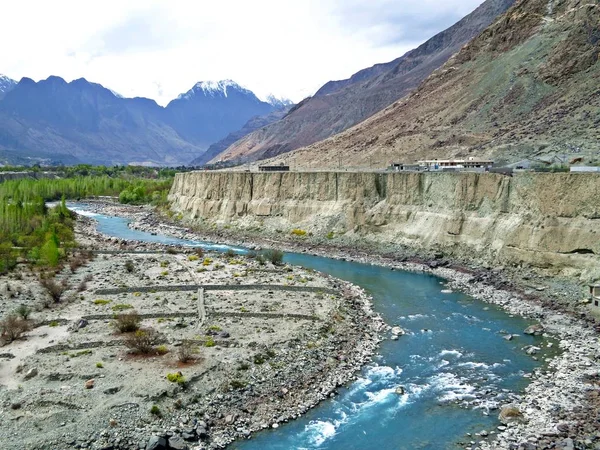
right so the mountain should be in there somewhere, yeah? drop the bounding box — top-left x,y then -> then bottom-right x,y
0,77 -> 278,166
261,0 -> 600,169
164,80 -> 276,150
0,75 -> 17,100
189,104 -> 293,166
210,0 -> 516,164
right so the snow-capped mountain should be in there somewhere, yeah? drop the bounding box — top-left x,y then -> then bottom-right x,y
165,80 -> 277,148
177,80 -> 255,100
0,74 -> 17,99
265,94 -> 294,109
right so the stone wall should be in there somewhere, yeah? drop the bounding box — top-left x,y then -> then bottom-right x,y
169,171 -> 600,281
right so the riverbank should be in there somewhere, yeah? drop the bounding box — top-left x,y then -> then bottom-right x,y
81,201 -> 600,450
0,206 -> 386,450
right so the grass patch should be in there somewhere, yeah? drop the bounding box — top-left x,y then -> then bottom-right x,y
94,299 -> 111,305
166,372 -> 186,384
112,304 -> 134,312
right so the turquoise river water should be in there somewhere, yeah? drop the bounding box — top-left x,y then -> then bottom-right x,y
71,204 -> 548,450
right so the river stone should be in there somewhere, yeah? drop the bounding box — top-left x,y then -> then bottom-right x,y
167,436 -> 188,450
524,324 -> 544,336
498,405 -> 524,424
146,435 -> 167,450
23,368 -> 38,380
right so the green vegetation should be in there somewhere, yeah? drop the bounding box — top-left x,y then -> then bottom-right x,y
291,228 -> 307,236
0,167 -> 175,274
96,362 -> 104,368
204,336 -> 216,347
111,304 -> 134,312
93,299 -> 111,305
150,405 -> 161,416
166,372 -> 186,384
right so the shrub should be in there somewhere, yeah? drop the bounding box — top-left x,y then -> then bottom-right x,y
40,278 -> 70,303
166,248 -> 178,255
204,336 -> 215,347
225,249 -> 236,258
94,299 -> 111,305
256,254 -> 266,265
202,258 -> 212,266
194,247 -> 205,258
177,341 -> 197,363
326,231 -> 335,240
150,405 -> 161,416
113,311 -> 141,333
188,255 -> 199,261
77,281 -> 87,292
49,321 -> 59,327
160,271 -> 169,276
0,315 -> 30,342
208,325 -> 222,332
156,345 -> 168,355
112,304 -> 133,312
96,362 -> 104,368
69,255 -> 86,273
160,261 -> 169,268
291,229 -> 307,237
124,329 -> 159,354
15,304 -> 32,320
262,249 -> 284,266
166,372 -> 186,384
124,260 -> 135,273
230,379 -> 248,389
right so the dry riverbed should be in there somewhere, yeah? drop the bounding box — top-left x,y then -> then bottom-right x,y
111,202 -> 600,450
0,208 -> 385,450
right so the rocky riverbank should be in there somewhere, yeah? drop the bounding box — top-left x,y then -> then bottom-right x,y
0,204 -> 386,450
85,201 -> 600,450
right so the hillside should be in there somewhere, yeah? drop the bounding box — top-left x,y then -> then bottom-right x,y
211,0 -> 516,164
263,0 -> 600,169
189,106 -> 292,166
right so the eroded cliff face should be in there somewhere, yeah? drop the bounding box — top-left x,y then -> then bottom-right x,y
169,171 -> 600,281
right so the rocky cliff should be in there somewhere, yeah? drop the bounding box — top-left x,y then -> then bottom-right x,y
169,171 -> 600,281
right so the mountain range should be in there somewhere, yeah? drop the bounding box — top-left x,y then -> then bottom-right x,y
259,0 -> 600,169
210,0 -> 516,164
0,77 -> 288,166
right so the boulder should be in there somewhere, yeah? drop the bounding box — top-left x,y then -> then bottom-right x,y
524,324 -> 544,336
146,436 -> 167,450
23,368 -> 38,380
167,436 -> 188,450
85,379 -> 95,389
498,405 -> 524,424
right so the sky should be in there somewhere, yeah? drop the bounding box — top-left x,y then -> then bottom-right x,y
0,0 -> 485,105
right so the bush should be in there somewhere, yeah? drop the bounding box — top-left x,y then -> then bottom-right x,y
124,329 -> 159,354
262,249 -> 284,266
150,405 -> 161,416
188,255 -> 199,262
96,362 -> 104,368
194,248 -> 204,258
113,311 -> 141,333
225,249 -> 236,258
40,278 -> 70,303
112,304 -> 133,312
15,304 -> 32,320
124,260 -> 135,273
0,315 -> 30,342
326,231 -> 335,240
177,341 -> 197,363
291,229 -> 307,236
77,281 -> 87,292
166,372 -> 186,384
204,336 -> 215,347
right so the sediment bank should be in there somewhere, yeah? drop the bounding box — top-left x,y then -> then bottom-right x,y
169,171 -> 600,283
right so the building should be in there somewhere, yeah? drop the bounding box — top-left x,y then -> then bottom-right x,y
417,158 -> 494,171
389,163 -> 422,172
258,165 -> 290,172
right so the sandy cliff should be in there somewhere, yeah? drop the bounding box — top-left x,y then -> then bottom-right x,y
169,171 -> 600,281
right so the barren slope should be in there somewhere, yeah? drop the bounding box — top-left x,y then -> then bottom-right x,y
212,0 -> 515,164
263,0 -> 600,169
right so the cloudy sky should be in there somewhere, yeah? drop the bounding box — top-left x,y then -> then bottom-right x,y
0,0 -> 484,105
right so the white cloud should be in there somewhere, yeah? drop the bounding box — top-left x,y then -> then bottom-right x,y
0,0 -> 485,105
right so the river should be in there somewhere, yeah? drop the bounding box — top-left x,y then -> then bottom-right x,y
71,204 -> 550,450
